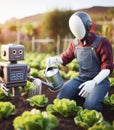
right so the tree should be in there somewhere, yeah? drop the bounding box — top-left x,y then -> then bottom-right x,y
108,8 -> 114,19
22,23 -> 37,39
6,24 -> 17,32
41,9 -> 75,40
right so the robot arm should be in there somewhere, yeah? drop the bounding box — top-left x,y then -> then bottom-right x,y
27,76 -> 42,97
0,66 -> 9,96
0,81 -> 9,96
27,74 -> 58,97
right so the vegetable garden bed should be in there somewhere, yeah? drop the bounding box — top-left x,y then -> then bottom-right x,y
0,84 -> 114,130
0,52 -> 114,130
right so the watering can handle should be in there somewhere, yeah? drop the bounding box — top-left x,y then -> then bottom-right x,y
46,64 -> 59,70
44,64 -> 59,76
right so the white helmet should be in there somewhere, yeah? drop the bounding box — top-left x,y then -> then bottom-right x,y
69,11 -> 92,40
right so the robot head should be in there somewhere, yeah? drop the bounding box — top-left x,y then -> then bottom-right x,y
69,11 -> 92,40
1,44 -> 24,62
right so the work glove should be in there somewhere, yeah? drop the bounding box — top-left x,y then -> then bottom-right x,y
79,80 -> 96,98
78,69 -> 110,98
46,56 -> 63,66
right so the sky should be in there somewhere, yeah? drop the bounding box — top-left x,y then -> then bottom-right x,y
0,0 -> 114,24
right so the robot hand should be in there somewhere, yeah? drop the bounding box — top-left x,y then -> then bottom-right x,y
32,78 -> 42,94
78,80 -> 96,98
28,78 -> 42,97
0,82 -> 9,96
78,69 -> 110,98
46,56 -> 63,67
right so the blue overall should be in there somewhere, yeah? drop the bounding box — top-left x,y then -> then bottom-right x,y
57,38 -> 110,111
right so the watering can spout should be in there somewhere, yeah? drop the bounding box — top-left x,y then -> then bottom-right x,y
28,75 -> 63,92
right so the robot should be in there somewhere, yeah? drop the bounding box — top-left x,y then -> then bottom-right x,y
0,44 -> 29,95
0,44 -> 63,96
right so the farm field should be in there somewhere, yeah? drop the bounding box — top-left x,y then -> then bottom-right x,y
0,86 -> 114,130
0,52 -> 114,130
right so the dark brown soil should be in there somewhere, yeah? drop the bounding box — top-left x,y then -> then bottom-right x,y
0,86 -> 114,130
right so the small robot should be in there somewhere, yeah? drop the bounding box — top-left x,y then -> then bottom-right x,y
0,44 -> 63,96
0,44 -> 29,95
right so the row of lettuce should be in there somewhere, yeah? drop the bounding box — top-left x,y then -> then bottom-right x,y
24,52 -> 114,87
0,93 -> 114,130
0,52 -> 114,130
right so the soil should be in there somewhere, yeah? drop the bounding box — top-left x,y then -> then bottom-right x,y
0,85 -> 114,130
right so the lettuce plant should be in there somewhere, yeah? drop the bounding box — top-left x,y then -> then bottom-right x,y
74,109 -> 104,130
109,77 -> 114,87
13,108 -> 58,130
46,98 -> 82,117
88,120 -> 114,130
27,94 -> 48,107
0,89 -> 13,101
0,101 -> 15,119
21,81 -> 35,96
104,94 -> 114,110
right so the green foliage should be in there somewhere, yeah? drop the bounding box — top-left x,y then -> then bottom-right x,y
109,77 -> 114,87
60,70 -> 79,80
22,23 -> 37,38
74,109 -> 104,130
0,101 -> 15,119
13,109 -> 58,130
24,52 -> 79,80
102,23 -> 113,41
24,52 -> 55,79
88,121 -> 113,130
0,89 -> 13,101
41,9 -> 74,39
6,24 -> 17,32
25,52 -> 52,70
104,94 -> 114,110
27,94 -> 48,107
30,68 -> 39,77
22,81 -> 36,96
108,8 -> 114,18
66,59 -> 79,71
66,71 -> 79,79
46,98 -> 82,117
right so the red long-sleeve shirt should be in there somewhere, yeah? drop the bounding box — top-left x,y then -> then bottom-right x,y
61,32 -> 113,74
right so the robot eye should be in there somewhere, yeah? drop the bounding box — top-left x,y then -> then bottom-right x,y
12,49 -> 17,55
18,49 -> 23,54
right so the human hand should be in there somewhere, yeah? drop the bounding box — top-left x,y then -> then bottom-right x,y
78,80 -> 96,98
46,56 -> 63,66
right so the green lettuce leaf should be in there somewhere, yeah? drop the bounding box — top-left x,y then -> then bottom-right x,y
0,101 -> 15,119
74,109 -> 104,130
13,109 -> 58,130
46,98 -> 82,117
104,94 -> 114,109
27,94 -> 48,107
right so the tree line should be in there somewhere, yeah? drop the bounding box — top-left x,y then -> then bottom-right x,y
0,8 -> 113,51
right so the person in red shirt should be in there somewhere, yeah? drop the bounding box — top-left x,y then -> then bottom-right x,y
46,11 -> 113,111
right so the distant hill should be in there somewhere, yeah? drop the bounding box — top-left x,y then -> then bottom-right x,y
19,13 -> 43,25
19,6 -> 113,23
2,6 -> 114,26
76,6 -> 114,21
82,6 -> 110,14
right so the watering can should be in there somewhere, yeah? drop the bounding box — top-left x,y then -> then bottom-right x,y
44,65 -> 64,91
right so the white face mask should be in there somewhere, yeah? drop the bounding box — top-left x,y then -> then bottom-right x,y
69,14 -> 86,40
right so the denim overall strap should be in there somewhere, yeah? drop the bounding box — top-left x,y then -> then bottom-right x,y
74,36 -> 103,81
91,36 -> 103,48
